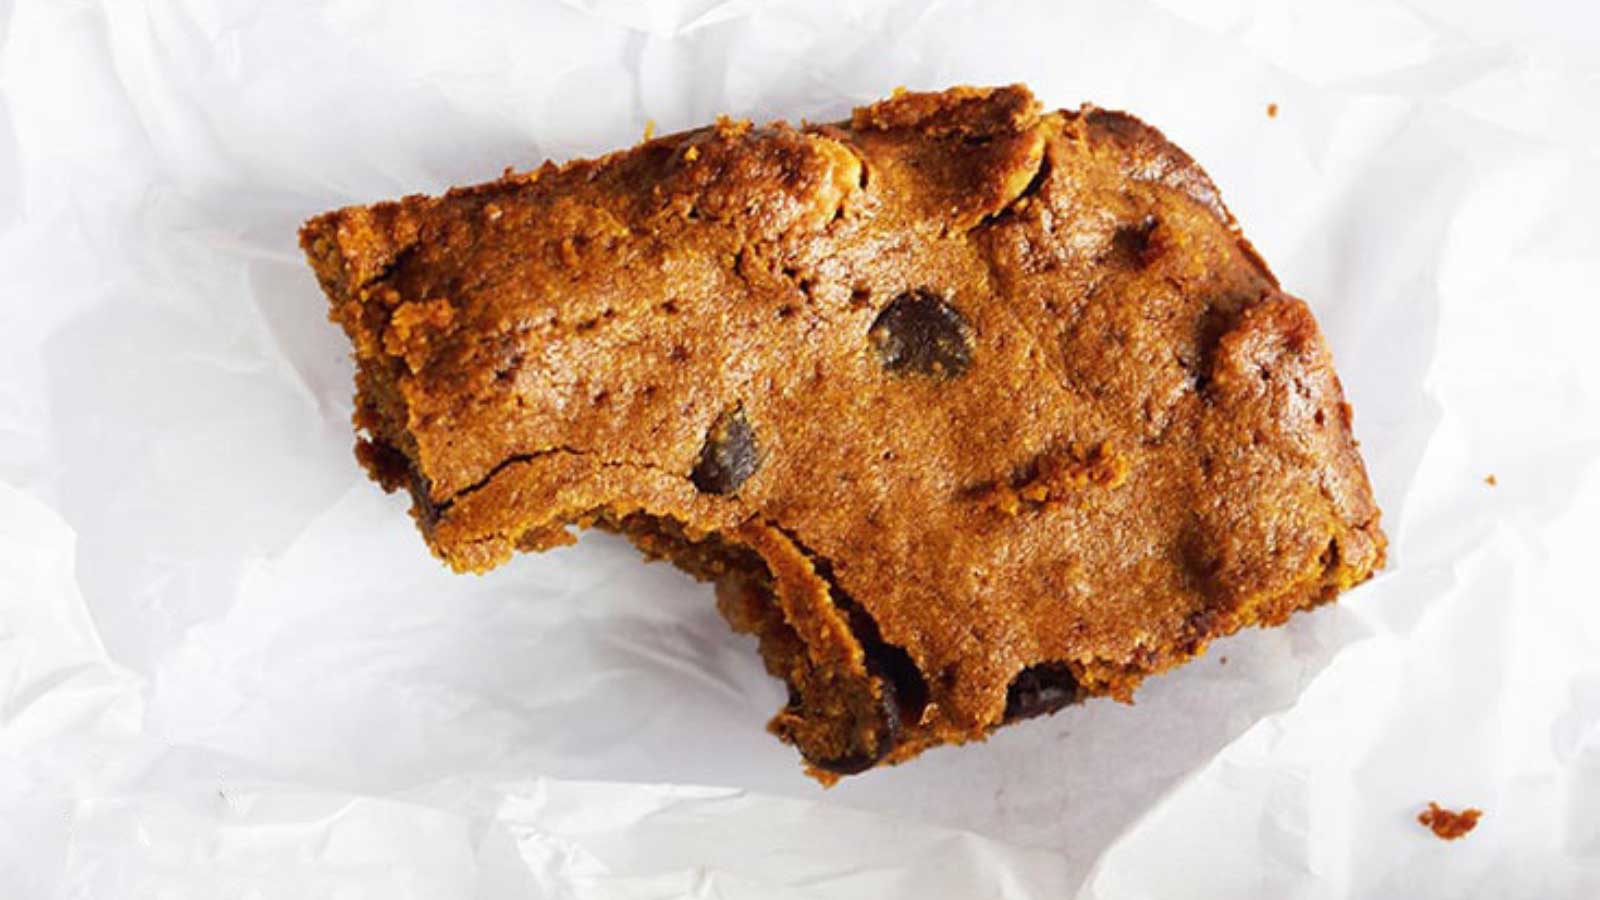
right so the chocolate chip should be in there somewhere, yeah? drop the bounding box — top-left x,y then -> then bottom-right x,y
799,574 -> 926,776
1004,662 -> 1079,721
690,406 -> 759,495
845,599 -> 930,723
869,289 -> 973,379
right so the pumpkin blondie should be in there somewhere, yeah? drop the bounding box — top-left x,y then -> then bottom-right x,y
301,85 -> 1384,781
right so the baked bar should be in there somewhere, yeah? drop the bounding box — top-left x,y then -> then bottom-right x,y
301,85 -> 1384,781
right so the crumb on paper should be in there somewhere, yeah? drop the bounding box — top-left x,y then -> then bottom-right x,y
1485,474 -> 1497,486
643,119 -> 657,141
1418,802 -> 1482,840
1266,102 -> 1279,118
1219,656 -> 1227,665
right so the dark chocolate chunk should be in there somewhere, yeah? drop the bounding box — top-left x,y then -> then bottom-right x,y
844,599 -> 930,724
690,406 -> 759,495
869,289 -> 973,379
1004,662 -> 1079,721
792,560 -> 926,775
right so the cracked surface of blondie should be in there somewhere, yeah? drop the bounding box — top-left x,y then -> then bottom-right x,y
301,85 -> 1385,780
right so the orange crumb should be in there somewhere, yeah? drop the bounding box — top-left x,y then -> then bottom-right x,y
1418,802 -> 1481,840
643,119 -> 657,141
1484,474 -> 1497,486
713,115 -> 751,138
976,442 -> 1128,516
1266,103 -> 1279,118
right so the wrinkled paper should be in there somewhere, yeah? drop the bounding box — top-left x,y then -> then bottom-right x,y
3,0 -> 1599,896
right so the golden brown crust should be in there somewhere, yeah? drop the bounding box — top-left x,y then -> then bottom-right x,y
301,84 -> 1385,779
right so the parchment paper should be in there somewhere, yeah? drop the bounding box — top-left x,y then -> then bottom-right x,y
3,0 -> 1598,896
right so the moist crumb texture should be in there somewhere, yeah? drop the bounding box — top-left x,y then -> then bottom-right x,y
1418,803 -> 1482,841
300,84 -> 1386,781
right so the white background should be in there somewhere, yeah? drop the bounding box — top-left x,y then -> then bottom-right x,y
3,0 -> 1599,897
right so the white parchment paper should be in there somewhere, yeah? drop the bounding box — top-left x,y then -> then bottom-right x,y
3,1 -> 1599,896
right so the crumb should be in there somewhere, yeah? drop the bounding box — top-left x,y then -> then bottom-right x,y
1266,103 -> 1278,118
1418,802 -> 1481,840
643,119 -> 657,141
1484,474 -> 1497,487
1218,656 -> 1227,665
